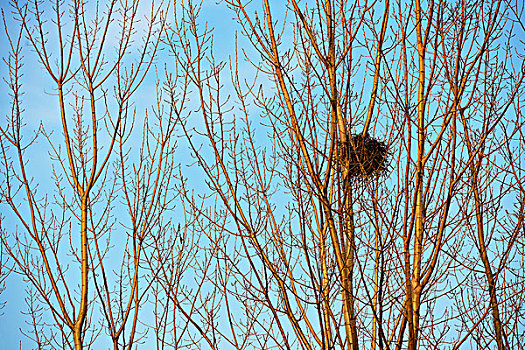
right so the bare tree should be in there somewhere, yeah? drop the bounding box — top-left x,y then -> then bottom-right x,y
0,0 -> 176,348
1,0 -> 524,349
163,0 -> 525,349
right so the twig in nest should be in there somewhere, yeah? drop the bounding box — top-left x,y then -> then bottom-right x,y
343,134 -> 389,178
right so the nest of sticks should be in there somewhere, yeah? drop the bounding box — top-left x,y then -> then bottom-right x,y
342,133 -> 389,178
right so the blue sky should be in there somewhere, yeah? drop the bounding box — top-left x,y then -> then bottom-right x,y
0,0 -> 524,349
0,0 -> 240,348
0,0 -> 288,346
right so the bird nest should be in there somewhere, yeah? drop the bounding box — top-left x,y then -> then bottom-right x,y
341,134 -> 389,178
